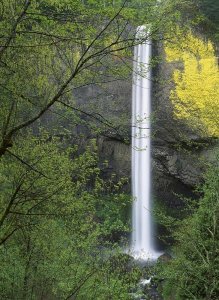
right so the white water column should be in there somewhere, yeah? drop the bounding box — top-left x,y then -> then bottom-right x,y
131,25 -> 158,260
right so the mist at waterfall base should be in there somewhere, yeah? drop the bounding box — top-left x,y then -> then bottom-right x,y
129,25 -> 162,262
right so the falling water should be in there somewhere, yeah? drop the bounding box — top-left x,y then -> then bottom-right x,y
131,25 -> 159,261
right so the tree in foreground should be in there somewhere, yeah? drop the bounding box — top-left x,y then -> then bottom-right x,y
0,133 -> 138,299
0,0 -> 199,157
0,0 -> 207,299
157,153 -> 219,299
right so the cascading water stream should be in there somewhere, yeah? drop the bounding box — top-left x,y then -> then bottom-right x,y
131,25 -> 160,261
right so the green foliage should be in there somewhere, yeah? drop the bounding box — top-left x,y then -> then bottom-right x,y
0,1 -> 211,299
0,133 -> 137,299
0,0 -> 201,156
165,30 -> 219,137
157,154 -> 219,299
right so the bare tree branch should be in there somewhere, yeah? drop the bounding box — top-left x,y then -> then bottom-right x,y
0,1 -> 129,157
0,179 -> 24,228
6,150 -> 50,179
0,0 -> 31,60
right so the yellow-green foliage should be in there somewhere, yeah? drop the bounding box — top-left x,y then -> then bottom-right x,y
165,31 -> 219,137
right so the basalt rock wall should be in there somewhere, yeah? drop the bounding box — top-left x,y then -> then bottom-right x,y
40,42 -> 218,207
89,42 -> 218,208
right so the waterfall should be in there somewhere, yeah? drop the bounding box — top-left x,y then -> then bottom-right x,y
131,25 -> 159,261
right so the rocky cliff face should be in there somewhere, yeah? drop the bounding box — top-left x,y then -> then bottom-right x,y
85,42 -> 218,210
151,42 -> 218,208
39,41 -> 217,211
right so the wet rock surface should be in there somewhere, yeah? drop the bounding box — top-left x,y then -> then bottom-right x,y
131,276 -> 163,300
